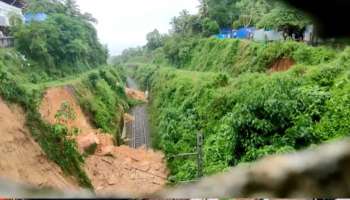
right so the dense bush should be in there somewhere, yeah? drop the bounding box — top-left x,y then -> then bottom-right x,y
132,44 -> 350,182
12,0 -> 107,77
0,0 -> 126,189
0,50 -> 128,188
74,67 -> 129,144
159,38 -> 337,76
162,36 -> 199,67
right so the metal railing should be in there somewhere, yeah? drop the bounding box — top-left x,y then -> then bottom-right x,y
168,131 -> 204,183
0,36 -> 14,48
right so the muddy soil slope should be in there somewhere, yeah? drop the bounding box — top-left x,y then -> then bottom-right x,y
0,98 -> 78,190
40,87 -> 168,196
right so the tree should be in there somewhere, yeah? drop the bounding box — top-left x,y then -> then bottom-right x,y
257,5 -> 310,31
65,0 -> 80,17
12,0 -> 107,72
81,12 -> 98,24
24,0 -> 66,14
170,10 -> 203,36
146,29 -> 163,50
202,18 -> 220,36
198,0 -> 209,19
232,0 -> 273,28
205,0 -> 239,27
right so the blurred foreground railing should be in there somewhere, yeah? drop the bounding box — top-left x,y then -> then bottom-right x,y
158,138 -> 350,198
2,138 -> 350,198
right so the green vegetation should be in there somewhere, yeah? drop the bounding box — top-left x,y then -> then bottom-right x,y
160,38 -> 337,74
124,36 -> 350,183
170,10 -> 219,37
110,0 -> 314,66
0,46 -> 129,187
0,0 -> 132,189
256,5 -> 310,31
0,48 -> 92,187
110,0 -> 350,185
167,0 -> 310,38
55,101 -> 77,123
1,0 -> 349,191
12,0 -> 107,78
207,0 -> 310,32
74,67 -> 129,144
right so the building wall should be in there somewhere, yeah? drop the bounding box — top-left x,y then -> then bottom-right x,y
0,0 -> 23,26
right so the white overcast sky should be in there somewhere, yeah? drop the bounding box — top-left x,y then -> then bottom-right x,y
75,0 -> 199,56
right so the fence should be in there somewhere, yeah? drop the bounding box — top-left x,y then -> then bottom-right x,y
169,131 -> 204,183
0,36 -> 14,48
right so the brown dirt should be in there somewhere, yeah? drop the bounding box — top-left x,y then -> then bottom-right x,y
39,86 -> 103,153
39,87 -> 168,196
124,113 -> 135,124
269,58 -> 295,73
125,88 -> 147,102
0,98 -> 78,190
85,146 -> 168,196
39,86 -> 94,134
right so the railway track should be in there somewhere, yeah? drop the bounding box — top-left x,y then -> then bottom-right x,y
126,77 -> 150,149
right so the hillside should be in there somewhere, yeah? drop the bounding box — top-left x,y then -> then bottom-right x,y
2,0 -> 350,197
0,47 -> 168,194
0,0 -> 168,195
126,38 -> 350,183
0,98 -> 78,189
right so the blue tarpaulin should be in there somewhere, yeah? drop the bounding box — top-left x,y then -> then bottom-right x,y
24,13 -> 48,23
214,28 -> 237,39
236,27 -> 254,39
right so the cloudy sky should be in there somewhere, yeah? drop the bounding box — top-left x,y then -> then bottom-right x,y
75,0 -> 199,56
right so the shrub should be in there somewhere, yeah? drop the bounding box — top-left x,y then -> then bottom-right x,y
75,68 -> 128,143
160,38 -> 337,76
133,52 -> 349,182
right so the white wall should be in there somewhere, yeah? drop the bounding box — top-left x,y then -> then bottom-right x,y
0,1 -> 23,26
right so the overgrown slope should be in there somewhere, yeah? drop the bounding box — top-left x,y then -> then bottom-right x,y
158,37 -> 337,75
0,0 -> 131,190
131,39 -> 350,183
0,48 -> 130,188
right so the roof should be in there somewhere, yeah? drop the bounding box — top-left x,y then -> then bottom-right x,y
0,0 -> 23,19
0,0 -> 25,8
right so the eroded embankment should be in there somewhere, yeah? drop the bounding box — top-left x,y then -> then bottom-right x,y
39,86 -> 167,196
0,98 -> 78,190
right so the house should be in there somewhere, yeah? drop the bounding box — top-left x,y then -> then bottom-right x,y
0,0 -> 25,8
0,0 -> 25,47
0,0 -> 24,31
214,24 -> 315,44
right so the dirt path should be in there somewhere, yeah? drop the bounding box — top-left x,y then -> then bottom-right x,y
0,98 -> 78,190
126,77 -> 150,148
